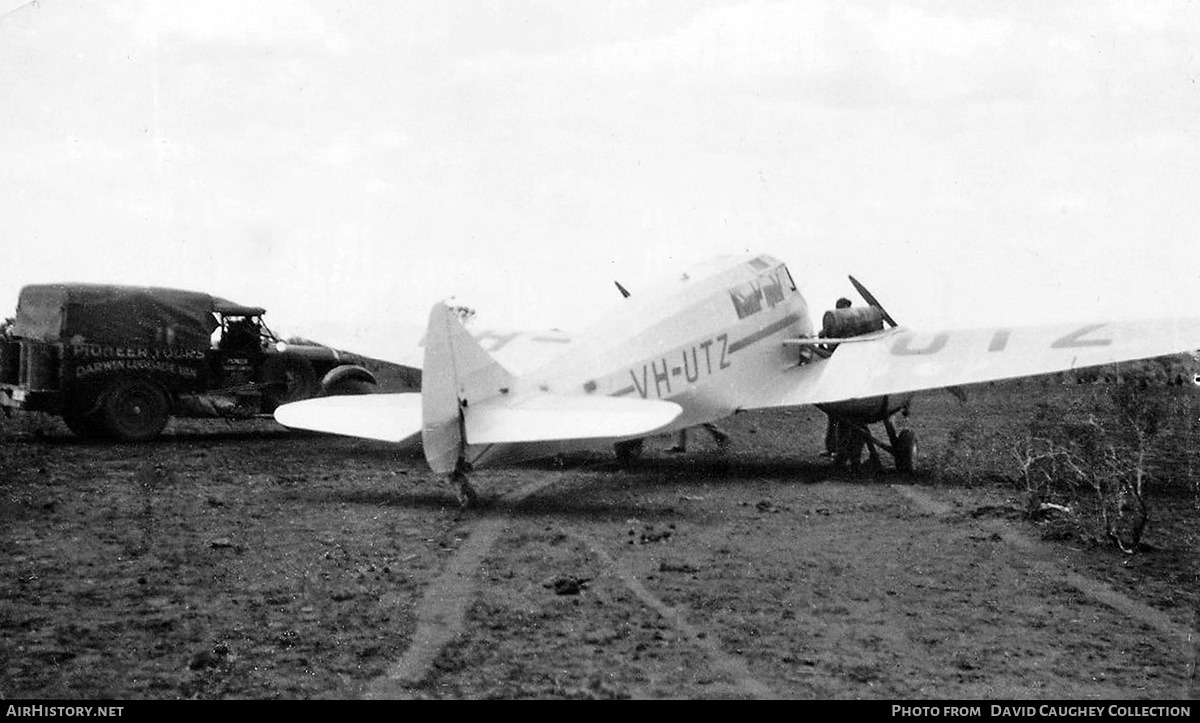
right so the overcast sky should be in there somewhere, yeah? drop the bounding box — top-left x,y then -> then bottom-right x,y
2,1 -> 1197,352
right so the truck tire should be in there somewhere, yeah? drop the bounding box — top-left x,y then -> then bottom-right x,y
62,409 -> 103,439
261,353 -> 319,411
324,378 -> 376,396
320,365 -> 378,397
99,379 -> 171,442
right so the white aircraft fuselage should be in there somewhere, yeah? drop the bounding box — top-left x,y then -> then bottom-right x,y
463,253 -> 905,468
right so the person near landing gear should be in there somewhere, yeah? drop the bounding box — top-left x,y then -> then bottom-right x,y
668,422 -> 732,453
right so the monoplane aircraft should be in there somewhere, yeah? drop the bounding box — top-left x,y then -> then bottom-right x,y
275,253 -> 1200,505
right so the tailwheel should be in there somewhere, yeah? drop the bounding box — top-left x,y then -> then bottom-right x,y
457,479 -> 479,508
452,460 -> 478,508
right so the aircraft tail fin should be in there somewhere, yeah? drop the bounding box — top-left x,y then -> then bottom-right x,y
421,301 -> 515,474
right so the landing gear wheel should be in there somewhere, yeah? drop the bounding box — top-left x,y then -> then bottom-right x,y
100,379 -> 170,442
894,429 -> 917,474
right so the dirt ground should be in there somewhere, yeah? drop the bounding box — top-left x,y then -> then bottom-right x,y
1,382 -> 1197,699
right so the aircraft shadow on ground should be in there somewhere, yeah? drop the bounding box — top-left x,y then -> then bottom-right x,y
277,482 -> 676,519
535,452 -> 921,486
276,452 -> 925,519
502,458 -> 922,520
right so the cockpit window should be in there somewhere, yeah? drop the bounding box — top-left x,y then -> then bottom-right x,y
778,264 -> 796,291
761,270 -> 785,307
730,264 -> 794,319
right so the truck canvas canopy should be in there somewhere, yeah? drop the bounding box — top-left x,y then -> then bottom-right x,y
11,284 -> 224,350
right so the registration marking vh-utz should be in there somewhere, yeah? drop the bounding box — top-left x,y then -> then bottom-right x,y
615,333 -> 733,399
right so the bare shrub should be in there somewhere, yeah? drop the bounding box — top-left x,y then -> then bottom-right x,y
1012,384 -> 1185,552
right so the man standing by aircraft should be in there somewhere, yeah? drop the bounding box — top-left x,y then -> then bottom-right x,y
821,297 -> 867,467
669,422 -> 732,454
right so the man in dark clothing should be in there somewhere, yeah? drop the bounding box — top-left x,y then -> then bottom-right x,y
821,297 -> 865,466
669,422 -> 732,453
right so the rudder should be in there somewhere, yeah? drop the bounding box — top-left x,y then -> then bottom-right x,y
420,302 -> 515,474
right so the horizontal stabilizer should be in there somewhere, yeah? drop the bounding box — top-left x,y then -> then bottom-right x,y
273,393 -> 423,443
465,394 -> 682,445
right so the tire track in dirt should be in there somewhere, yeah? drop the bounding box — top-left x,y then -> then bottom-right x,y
572,532 -> 777,700
362,472 -> 565,699
892,484 -> 1198,697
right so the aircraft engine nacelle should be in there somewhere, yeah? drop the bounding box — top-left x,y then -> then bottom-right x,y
822,306 -> 885,339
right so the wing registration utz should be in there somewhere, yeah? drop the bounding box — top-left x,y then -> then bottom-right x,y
273,393 -> 423,443
464,394 -> 682,445
745,317 -> 1200,408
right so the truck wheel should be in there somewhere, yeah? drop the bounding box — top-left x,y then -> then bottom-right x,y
62,409 -> 102,439
325,378 -> 376,396
261,353 -> 319,410
100,379 -> 170,442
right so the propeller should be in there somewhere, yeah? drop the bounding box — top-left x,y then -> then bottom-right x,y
847,275 -> 898,328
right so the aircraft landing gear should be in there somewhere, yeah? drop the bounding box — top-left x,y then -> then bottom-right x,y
889,424 -> 917,474
824,413 -> 917,474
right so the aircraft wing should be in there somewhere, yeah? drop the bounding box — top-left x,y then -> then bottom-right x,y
465,394 -> 681,444
469,329 -> 577,375
273,393 -> 423,443
741,317 -> 1200,409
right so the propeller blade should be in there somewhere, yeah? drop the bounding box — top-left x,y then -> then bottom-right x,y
848,275 -> 898,328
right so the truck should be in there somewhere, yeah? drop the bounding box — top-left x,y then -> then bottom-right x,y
0,283 -> 420,441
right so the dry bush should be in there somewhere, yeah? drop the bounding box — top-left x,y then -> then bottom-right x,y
1011,384 -> 1194,552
